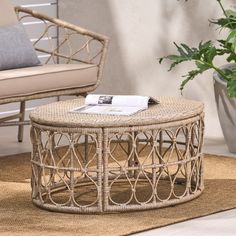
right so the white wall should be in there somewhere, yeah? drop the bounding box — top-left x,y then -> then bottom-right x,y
59,0 -> 235,139
1,0 -> 234,140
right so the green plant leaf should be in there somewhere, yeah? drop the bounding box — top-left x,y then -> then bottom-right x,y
159,41 -> 214,69
159,42 -> 196,70
159,41 -> 218,91
225,10 -> 236,18
206,47 -> 217,63
195,61 -> 209,70
159,0 -> 236,98
227,79 -> 236,98
217,39 -> 236,62
226,29 -> 236,51
210,14 -> 236,30
180,69 -> 202,91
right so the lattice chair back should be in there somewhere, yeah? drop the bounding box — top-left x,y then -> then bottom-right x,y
15,6 -> 109,86
15,7 -> 108,71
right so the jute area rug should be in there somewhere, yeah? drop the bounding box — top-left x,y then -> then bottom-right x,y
0,152 -> 236,236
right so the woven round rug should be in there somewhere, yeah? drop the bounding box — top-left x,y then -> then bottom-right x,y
0,151 -> 236,236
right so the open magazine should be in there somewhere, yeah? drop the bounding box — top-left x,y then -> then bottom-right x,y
70,95 -> 159,116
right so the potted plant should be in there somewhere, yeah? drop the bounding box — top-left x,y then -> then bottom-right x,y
159,0 -> 236,153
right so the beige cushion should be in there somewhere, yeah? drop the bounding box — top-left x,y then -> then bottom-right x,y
0,64 -> 98,99
0,0 -> 18,26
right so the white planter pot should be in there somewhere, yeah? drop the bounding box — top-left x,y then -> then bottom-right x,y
213,64 -> 236,153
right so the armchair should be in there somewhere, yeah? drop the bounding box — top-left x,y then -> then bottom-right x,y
0,0 -> 109,142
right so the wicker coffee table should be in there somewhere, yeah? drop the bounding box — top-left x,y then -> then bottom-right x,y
30,97 -> 204,213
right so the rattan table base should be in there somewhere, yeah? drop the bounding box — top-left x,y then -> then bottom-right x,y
30,97 -> 204,213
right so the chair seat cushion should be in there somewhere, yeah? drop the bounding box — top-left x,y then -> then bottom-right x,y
0,63 -> 98,99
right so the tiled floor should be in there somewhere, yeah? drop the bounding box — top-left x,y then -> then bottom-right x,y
135,210 -> 236,236
0,125 -> 236,236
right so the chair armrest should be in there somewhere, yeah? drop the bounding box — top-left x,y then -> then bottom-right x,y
15,6 -> 109,86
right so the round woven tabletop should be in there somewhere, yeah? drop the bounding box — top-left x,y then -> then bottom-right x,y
30,96 -> 204,128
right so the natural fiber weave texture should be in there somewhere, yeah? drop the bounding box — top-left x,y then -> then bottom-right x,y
0,152 -> 236,235
29,97 -> 204,213
30,96 -> 204,127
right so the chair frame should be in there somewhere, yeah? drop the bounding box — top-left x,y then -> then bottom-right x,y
0,6 -> 109,142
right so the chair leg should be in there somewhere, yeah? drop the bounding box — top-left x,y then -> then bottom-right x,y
18,101 -> 26,142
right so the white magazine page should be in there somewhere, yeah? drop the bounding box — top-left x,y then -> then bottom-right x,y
112,95 -> 149,108
71,94 -> 159,116
71,105 -> 145,116
85,95 -> 104,105
85,94 -> 150,108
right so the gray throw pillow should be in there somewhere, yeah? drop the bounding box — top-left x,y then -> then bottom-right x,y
0,23 -> 40,70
